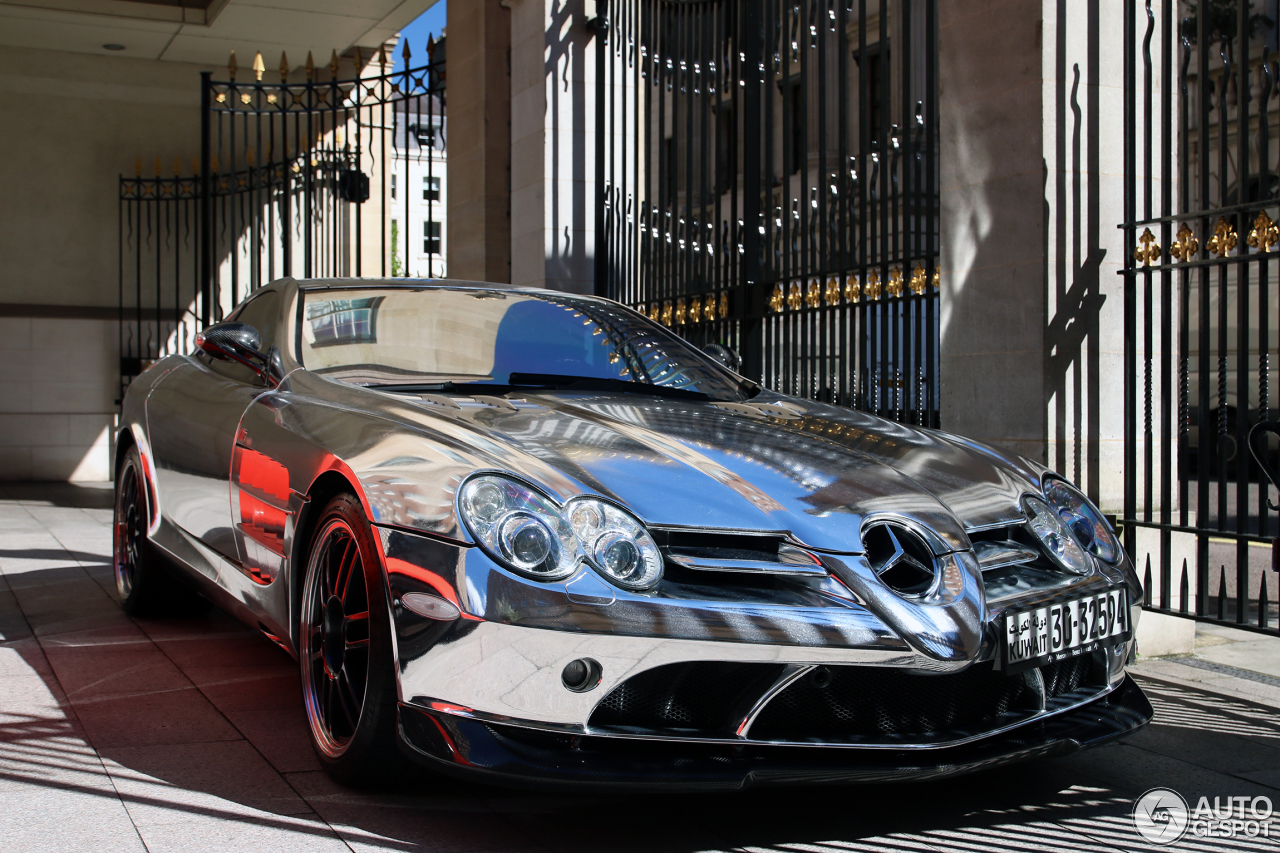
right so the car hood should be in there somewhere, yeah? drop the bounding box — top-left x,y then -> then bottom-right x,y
328,384 -> 1042,554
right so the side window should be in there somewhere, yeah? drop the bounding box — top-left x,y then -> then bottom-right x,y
233,291 -> 281,353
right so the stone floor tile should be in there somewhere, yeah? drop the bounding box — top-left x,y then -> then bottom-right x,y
43,646 -> 193,699
131,814 -> 350,853
227,708 -> 323,773
99,740 -> 316,826
184,664 -> 302,712
69,686 -> 242,749
0,786 -> 149,853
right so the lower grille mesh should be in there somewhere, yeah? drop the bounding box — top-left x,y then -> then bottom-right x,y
748,662 -> 1039,742
1041,654 -> 1100,698
589,661 -> 785,735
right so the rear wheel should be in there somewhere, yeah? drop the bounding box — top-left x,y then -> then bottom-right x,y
299,493 -> 404,783
114,445 -> 205,616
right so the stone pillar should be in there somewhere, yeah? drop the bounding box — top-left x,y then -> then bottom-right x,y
509,0 -> 598,293
446,0 -> 512,283
939,0 -> 1169,514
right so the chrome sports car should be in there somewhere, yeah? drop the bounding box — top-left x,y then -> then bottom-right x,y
115,277 -> 1152,788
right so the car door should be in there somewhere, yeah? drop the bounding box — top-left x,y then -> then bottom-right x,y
147,290 -> 282,562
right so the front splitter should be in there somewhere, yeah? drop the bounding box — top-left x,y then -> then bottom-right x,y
396,673 -> 1153,790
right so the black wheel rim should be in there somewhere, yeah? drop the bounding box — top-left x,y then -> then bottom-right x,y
301,518 -> 371,758
114,461 -> 144,599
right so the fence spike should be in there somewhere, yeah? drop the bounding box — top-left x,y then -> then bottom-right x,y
378,44 -> 388,69
329,49 -> 340,78
1143,555 -> 1153,607
228,49 -> 237,80
1261,573 -> 1270,629
1217,565 -> 1227,622
246,147 -> 254,167
173,156 -> 181,176
353,47 -> 363,73
1180,559 -> 1189,614
253,51 -> 265,81
191,155 -> 199,174
279,51 -> 289,82
305,51 -> 314,80
402,37 -> 411,64
154,156 -> 161,177
134,156 -> 142,177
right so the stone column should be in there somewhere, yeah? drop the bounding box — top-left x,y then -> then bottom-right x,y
939,0 -> 1172,515
509,0 -> 598,293
446,0 -> 512,283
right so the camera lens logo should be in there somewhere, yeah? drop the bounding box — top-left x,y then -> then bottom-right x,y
1133,788 -> 1190,845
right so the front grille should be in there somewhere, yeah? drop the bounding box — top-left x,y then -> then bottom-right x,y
748,662 -> 1039,742
1042,654 -> 1102,698
589,661 -> 785,735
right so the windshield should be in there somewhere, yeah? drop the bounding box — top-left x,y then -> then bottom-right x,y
297,286 -> 748,401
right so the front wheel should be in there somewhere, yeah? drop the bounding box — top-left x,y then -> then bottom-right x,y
299,493 -> 404,783
114,445 -> 204,616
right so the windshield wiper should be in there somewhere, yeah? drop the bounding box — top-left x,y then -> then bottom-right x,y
507,373 -> 713,401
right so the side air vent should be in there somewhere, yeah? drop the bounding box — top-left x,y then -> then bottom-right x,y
651,529 -> 828,578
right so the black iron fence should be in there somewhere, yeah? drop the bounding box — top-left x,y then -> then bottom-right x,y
119,42 -> 446,397
597,0 -> 940,423
1122,0 -> 1280,635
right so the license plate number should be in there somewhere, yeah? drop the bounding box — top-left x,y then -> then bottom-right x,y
1000,588 -> 1129,673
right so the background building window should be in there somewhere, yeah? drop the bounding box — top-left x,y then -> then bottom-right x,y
423,221 -> 442,253
423,176 -> 441,201
391,173 -> 397,200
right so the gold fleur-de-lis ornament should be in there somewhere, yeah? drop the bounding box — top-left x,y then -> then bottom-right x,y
769,284 -> 785,313
887,266 -> 904,297
909,263 -> 927,295
844,274 -> 860,302
1134,227 -> 1161,266
786,282 -> 803,311
1248,211 -> 1279,252
865,269 -> 882,300
825,277 -> 841,305
1169,223 -> 1199,261
805,280 -> 821,308
1207,217 -> 1238,257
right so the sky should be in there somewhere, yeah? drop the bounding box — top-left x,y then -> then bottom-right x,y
393,1 -> 447,74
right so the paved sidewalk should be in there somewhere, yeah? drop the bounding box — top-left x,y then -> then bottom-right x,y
1,483 -> 1279,852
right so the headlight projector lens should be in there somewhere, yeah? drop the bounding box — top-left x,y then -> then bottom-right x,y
1024,496 -> 1091,575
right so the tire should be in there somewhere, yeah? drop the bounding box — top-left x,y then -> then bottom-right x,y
299,493 -> 405,784
114,445 -> 206,617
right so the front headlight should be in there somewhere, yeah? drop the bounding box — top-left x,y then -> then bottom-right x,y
457,475 -> 664,590
1043,477 -> 1122,564
566,498 -> 663,590
458,475 -> 579,580
1023,495 -> 1092,575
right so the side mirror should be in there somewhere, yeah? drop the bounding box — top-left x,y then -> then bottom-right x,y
703,342 -> 742,373
196,322 -> 274,384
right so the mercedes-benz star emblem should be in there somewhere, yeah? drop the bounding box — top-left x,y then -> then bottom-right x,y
864,523 -> 938,596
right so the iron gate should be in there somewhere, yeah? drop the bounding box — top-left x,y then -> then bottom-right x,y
1122,0 -> 1280,635
596,0 -> 940,424
119,42 -> 446,398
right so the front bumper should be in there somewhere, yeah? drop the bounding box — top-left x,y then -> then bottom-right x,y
397,674 -> 1153,789
376,526 -> 1149,785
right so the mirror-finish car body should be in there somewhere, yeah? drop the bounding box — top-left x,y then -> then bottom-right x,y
116,278 -> 1151,789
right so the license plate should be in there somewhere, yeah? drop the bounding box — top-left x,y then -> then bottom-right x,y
1000,588 -> 1130,673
